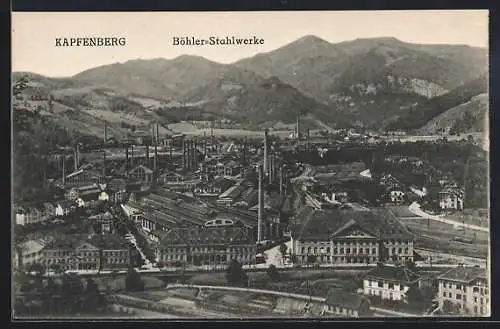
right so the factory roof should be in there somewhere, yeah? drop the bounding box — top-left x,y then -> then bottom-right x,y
324,289 -> 370,311
292,207 -> 413,241
159,225 -> 254,246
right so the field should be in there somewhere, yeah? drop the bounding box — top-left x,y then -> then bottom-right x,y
445,209 -> 489,228
399,217 -> 489,259
166,122 -> 292,138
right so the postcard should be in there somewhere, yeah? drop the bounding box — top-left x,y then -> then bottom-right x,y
11,10 -> 490,319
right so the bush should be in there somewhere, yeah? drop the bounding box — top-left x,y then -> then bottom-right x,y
125,268 -> 144,292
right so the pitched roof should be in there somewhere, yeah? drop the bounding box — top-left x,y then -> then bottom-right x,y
437,265 -> 487,283
365,265 -> 422,284
324,289 -> 369,310
292,207 -> 413,241
17,239 -> 47,254
129,165 -> 153,174
159,225 -> 254,246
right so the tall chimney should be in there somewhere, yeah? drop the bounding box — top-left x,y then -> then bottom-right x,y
130,145 -> 134,167
104,121 -> 107,144
154,143 -> 158,186
263,130 -> 268,175
203,131 -> 207,156
146,145 -> 150,167
125,146 -> 129,175
74,144 -> 79,171
61,154 -> 65,186
182,139 -> 186,170
243,137 -> 247,165
156,123 -> 159,145
307,129 -> 310,149
279,165 -> 284,197
296,113 -> 300,140
257,164 -> 264,243
103,149 -> 106,177
193,139 -> 198,170
211,124 -> 214,150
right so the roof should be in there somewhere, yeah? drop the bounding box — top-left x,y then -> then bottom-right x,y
88,234 -> 129,250
108,178 -> 127,191
365,265 -> 422,284
17,239 -> 47,254
219,183 -> 246,200
43,235 -> 89,250
437,265 -> 487,283
129,165 -> 153,174
313,162 -> 370,184
292,207 -> 414,241
88,212 -> 114,221
324,289 -> 369,310
159,225 -> 254,246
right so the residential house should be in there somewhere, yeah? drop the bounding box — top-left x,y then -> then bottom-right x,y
439,185 -> 464,210
290,207 -> 414,265
16,239 -> 48,271
65,184 -> 102,201
323,289 -> 372,317
437,265 -> 489,316
14,204 -> 54,226
363,264 -> 422,301
390,189 -> 406,205
55,200 -> 77,217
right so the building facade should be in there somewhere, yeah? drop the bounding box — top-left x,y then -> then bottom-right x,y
437,265 -> 489,316
363,265 -> 422,301
290,208 -> 414,265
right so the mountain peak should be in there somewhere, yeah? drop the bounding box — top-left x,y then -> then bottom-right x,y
295,35 -> 331,45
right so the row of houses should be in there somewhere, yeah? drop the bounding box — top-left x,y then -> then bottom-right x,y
361,263 -> 488,316
13,234 -> 134,272
14,180 -> 127,226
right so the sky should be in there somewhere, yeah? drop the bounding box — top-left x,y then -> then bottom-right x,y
12,10 -> 489,77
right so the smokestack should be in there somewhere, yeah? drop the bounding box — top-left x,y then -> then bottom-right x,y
193,139 -> 198,170
243,137 -> 247,165
103,150 -> 106,177
156,123 -> 159,145
146,145 -> 150,167
182,139 -> 187,170
74,144 -> 79,171
125,146 -> 129,175
307,129 -> 310,149
130,145 -> 134,167
203,131 -> 207,156
263,130 -> 268,175
296,113 -> 300,140
154,143 -> 158,186
211,124 -> 214,150
279,165 -> 284,197
104,121 -> 107,144
257,164 -> 264,243
61,154 -> 65,186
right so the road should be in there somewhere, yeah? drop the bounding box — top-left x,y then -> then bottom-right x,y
408,202 -> 489,233
164,284 -> 422,318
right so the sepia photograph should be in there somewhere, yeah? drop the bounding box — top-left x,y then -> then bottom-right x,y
11,10 -> 490,319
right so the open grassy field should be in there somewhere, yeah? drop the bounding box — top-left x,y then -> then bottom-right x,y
446,209 -> 489,228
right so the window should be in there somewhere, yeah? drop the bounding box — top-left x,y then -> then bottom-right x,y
456,284 -> 462,290
353,248 -> 357,254
372,248 -> 377,254
404,248 -> 408,254
473,287 -> 479,293
456,294 -> 462,300
485,288 -> 489,295
474,306 -> 478,314
398,248 -> 402,254
301,247 -> 305,254
449,283 -> 452,289
378,282 -> 383,288
463,295 -> 467,302
346,248 -> 350,254
388,283 -> 394,289
340,248 -> 344,254
327,247 -> 330,253
474,297 -> 478,303
449,292 -> 452,298
400,285 -> 404,291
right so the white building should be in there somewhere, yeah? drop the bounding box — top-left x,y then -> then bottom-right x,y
363,264 -> 422,301
437,265 -> 489,316
390,190 -> 405,204
439,186 -> 464,210
15,239 -> 47,271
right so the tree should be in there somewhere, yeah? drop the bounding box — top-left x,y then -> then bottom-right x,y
405,259 -> 416,271
266,264 -> 280,281
442,300 -> 455,314
307,255 -> 317,264
125,267 -> 145,292
405,286 -> 424,304
225,260 -> 248,286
